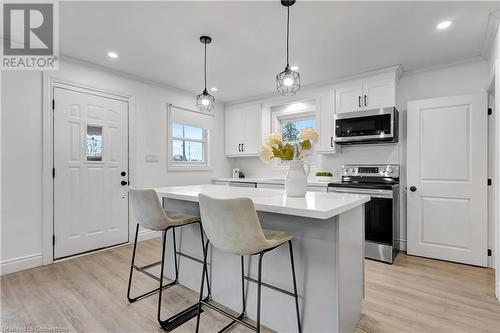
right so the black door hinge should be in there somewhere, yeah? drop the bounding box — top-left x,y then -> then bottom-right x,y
488,249 -> 492,256
52,99 -> 55,111
488,108 -> 492,115
52,168 -> 55,178
488,179 -> 492,186
52,235 -> 55,246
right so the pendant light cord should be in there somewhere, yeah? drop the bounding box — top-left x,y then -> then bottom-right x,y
286,4 -> 290,67
204,41 -> 207,90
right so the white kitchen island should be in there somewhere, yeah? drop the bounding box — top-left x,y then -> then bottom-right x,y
154,185 -> 370,333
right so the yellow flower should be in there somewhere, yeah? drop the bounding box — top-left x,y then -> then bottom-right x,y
266,132 -> 283,148
258,144 -> 274,164
298,127 -> 319,144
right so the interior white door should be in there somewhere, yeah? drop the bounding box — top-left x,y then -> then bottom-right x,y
407,94 -> 487,266
53,87 -> 129,259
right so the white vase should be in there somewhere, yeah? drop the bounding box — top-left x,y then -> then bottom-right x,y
285,160 -> 311,197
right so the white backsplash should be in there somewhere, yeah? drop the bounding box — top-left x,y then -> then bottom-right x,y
228,142 -> 400,181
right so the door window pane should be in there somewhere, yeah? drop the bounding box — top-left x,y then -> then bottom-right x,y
86,125 -> 102,161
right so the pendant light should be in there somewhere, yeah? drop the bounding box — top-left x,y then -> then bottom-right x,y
196,36 -> 215,112
276,0 -> 301,96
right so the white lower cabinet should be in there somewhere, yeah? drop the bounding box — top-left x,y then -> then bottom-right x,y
257,183 -> 284,190
308,186 -> 328,192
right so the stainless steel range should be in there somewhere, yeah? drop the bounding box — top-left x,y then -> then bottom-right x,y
328,164 -> 400,264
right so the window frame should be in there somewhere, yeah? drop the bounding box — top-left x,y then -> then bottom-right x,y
167,107 -> 212,171
270,102 -> 318,168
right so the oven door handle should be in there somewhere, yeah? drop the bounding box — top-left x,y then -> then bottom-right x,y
328,187 -> 393,199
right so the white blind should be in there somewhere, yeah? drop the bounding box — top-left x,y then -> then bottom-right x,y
169,104 -> 214,130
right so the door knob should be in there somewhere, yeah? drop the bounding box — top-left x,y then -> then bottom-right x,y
121,181 -> 128,186
409,186 -> 417,192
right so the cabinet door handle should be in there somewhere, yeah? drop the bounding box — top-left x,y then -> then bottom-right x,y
358,96 -> 361,108
241,143 -> 244,152
330,137 -> 333,148
364,95 -> 367,107
238,144 -> 241,152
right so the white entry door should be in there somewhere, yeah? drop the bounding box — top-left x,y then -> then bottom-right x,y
53,86 -> 129,259
407,94 -> 487,266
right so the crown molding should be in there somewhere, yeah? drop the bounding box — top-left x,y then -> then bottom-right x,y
59,54 -> 227,104
225,64 -> 402,107
481,10 -> 499,60
400,56 -> 486,78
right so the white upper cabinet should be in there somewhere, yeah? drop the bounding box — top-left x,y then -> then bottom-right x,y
363,77 -> 396,109
316,92 -> 336,154
334,68 -> 400,114
335,82 -> 363,114
225,104 -> 262,156
225,108 -> 243,155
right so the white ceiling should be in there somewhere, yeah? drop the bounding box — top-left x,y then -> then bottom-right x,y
60,1 -> 499,103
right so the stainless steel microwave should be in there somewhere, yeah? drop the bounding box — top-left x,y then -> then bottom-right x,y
333,107 -> 399,144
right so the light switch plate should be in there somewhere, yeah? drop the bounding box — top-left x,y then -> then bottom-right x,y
145,154 -> 159,163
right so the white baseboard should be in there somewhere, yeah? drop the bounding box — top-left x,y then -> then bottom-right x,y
496,281 -> 500,303
397,239 -> 407,252
0,253 -> 43,276
137,229 -> 161,242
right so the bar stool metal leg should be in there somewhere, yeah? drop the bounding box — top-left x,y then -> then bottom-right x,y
256,252 -> 265,333
157,229 -> 168,322
289,240 -> 302,333
158,224 -> 208,332
240,256 -> 247,316
199,223 -> 211,299
127,224 -> 176,303
195,240 -> 209,333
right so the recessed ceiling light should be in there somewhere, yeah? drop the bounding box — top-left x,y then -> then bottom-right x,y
436,21 -> 452,30
107,51 -> 118,59
291,65 -> 299,71
210,87 -> 218,92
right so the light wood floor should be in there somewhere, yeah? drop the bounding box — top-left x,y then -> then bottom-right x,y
1,238 -> 499,333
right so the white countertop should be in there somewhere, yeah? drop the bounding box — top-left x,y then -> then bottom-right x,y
213,177 -> 335,187
154,184 -> 370,220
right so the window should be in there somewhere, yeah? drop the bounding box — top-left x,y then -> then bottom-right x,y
271,100 -> 317,165
281,118 -> 316,143
167,104 -> 213,170
171,123 -> 206,163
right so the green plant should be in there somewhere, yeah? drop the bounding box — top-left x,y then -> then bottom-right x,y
315,171 -> 333,177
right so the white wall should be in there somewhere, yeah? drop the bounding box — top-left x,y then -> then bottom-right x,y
1,59 -> 230,274
227,59 -> 490,251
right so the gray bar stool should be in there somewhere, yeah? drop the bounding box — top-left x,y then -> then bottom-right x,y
195,193 -> 301,333
127,189 -> 210,331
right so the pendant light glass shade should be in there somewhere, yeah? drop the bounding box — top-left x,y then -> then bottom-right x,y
276,66 -> 301,96
196,36 -> 215,112
196,89 -> 215,112
276,0 -> 300,96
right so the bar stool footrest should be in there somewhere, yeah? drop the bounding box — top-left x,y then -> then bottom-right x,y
160,304 -> 203,332
201,300 -> 257,332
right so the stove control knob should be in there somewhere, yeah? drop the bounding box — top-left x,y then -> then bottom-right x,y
387,167 -> 393,174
